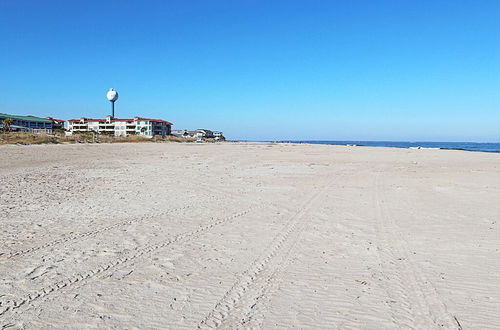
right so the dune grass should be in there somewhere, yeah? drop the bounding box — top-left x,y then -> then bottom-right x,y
0,132 -> 60,145
0,132 -> 197,145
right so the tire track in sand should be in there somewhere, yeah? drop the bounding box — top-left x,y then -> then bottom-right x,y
2,205 -> 191,259
197,184 -> 329,329
2,178 -> 273,261
1,154 -> 265,260
373,173 -> 460,329
0,205 -> 263,319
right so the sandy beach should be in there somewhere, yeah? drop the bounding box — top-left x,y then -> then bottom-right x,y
0,142 -> 498,329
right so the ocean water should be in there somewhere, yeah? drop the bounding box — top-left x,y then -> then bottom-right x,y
276,141 -> 500,153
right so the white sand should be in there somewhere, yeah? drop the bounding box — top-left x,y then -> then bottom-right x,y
0,142 -> 499,329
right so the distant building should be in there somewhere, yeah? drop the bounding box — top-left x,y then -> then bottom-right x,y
171,129 -> 195,138
67,116 -> 172,137
213,131 -> 224,140
0,113 -> 55,134
194,129 -> 214,139
45,117 -> 65,130
171,128 -> 224,140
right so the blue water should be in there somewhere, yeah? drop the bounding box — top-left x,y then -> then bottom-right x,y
275,141 -> 500,153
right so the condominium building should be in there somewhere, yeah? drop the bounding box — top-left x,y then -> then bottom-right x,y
0,112 -> 56,134
67,116 -> 172,137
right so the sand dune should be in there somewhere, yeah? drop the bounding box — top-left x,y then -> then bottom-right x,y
0,142 -> 498,329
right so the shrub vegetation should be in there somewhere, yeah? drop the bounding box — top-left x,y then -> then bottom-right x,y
0,132 -> 198,145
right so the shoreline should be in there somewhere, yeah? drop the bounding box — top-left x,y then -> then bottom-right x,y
1,132 -> 498,153
2,139 -> 500,154
247,140 -> 500,153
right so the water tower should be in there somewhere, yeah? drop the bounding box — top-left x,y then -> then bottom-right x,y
106,88 -> 119,117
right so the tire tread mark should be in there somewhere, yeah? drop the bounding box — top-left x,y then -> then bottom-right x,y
198,186 -> 327,329
0,206 -> 261,317
233,209 -> 311,329
374,174 -> 459,329
4,206 -> 190,259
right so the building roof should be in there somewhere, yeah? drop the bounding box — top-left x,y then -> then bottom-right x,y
0,124 -> 28,129
135,117 -> 173,125
68,117 -> 173,125
0,113 -> 52,123
45,117 -> 65,123
67,118 -> 106,122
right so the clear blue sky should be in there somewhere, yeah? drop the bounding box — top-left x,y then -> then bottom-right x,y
1,0 -> 499,141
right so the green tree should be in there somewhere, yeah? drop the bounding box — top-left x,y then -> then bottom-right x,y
2,118 -> 13,132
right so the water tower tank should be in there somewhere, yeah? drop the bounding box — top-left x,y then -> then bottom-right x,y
106,88 -> 119,102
